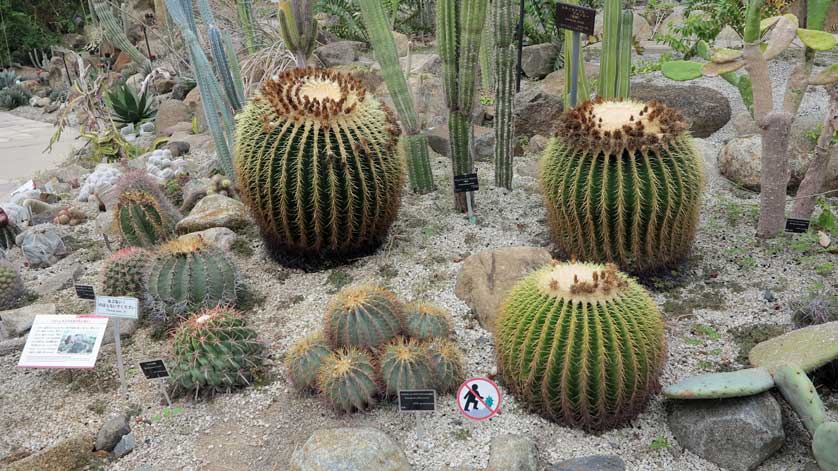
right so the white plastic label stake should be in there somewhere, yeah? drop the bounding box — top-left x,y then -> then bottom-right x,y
94,296 -> 139,320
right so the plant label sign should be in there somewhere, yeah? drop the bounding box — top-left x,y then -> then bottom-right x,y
399,389 -> 437,412
454,173 -> 479,193
555,2 -> 596,36
94,296 -> 139,320
785,218 -> 810,234
17,315 -> 109,369
140,360 -> 170,380
457,377 -> 502,421
75,284 -> 96,300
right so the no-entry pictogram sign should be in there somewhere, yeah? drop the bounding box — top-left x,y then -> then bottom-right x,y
457,377 -> 502,421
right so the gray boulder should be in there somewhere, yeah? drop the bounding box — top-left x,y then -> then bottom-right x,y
96,413 -> 131,451
630,83 -> 731,138
473,126 -> 495,162
17,225 -> 68,268
667,392 -> 784,471
154,100 -> 192,137
315,41 -> 366,67
521,43 -> 560,80
0,303 -> 56,337
488,435 -> 539,471
175,194 -> 249,234
290,427 -> 409,471
548,455 -> 626,471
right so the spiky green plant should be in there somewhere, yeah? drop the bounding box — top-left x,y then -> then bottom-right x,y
0,70 -> 18,89
237,0 -> 258,53
541,98 -> 704,273
286,332 -> 333,391
493,0 -> 515,189
0,208 -> 20,250
0,259 -> 24,310
106,83 -> 157,126
379,337 -> 435,396
146,238 -> 239,324
92,0 -> 151,73
324,284 -> 402,349
235,68 -> 405,260
100,247 -> 151,300
426,338 -> 465,393
114,190 -> 177,248
278,0 -> 318,67
403,302 -> 451,340
170,307 -> 263,394
0,85 -> 31,110
495,261 -> 667,431
598,0 -> 633,99
317,347 -> 379,413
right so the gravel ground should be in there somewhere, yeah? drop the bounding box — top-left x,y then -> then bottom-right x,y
1,57 -> 836,470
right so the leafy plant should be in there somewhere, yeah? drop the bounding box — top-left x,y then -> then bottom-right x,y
316,0 -> 368,42
651,436 -> 671,450
106,83 -> 156,126
0,85 -> 31,110
0,0 -> 81,66
0,69 -> 18,89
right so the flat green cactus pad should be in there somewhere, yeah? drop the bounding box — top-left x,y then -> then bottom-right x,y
797,28 -> 837,51
773,364 -> 826,435
702,60 -> 745,77
710,48 -> 742,63
814,422 -> 838,471
663,368 -> 774,399
661,61 -> 703,81
750,321 -> 838,374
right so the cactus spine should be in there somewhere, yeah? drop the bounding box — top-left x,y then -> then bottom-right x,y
0,208 -> 20,250
278,0 -> 318,68
403,302 -> 451,340
324,285 -> 402,349
493,0 -> 515,189
598,0 -> 633,99
426,338 -> 464,393
358,0 -> 435,194
541,98 -> 704,273
286,333 -> 333,391
92,0 -> 151,73
196,0 -> 244,111
380,337 -> 435,396
171,307 -> 263,394
235,68 -> 404,260
146,238 -> 239,324
317,348 -> 379,412
0,259 -> 23,310
101,247 -> 151,299
114,190 -> 177,248
437,0 -> 488,211
495,261 -> 667,430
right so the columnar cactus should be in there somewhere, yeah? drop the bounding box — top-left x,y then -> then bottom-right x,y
426,338 -> 464,393
495,261 -> 667,431
324,285 -> 402,349
92,0 -> 151,72
235,68 -> 405,260
145,238 -> 239,324
100,247 -> 151,299
278,0 -> 318,68
493,0 -> 516,189
170,307 -> 263,394
403,302 -> 452,340
286,332 -> 333,391
317,347 -> 379,412
0,259 -> 24,310
114,190 -> 177,248
598,0 -> 633,99
541,98 -> 704,272
379,337 -> 435,396
0,208 -> 20,250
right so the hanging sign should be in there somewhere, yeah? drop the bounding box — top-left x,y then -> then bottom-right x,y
555,2 -> 597,36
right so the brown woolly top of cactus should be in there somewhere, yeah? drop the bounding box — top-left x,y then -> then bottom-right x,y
328,285 -> 399,311
558,98 -> 689,154
159,236 -> 209,255
185,306 -> 241,329
537,260 -> 630,303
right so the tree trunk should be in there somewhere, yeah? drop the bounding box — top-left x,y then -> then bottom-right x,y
791,84 -> 838,219
756,112 -> 794,238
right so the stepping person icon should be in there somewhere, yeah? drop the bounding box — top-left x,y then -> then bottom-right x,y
463,384 -> 484,412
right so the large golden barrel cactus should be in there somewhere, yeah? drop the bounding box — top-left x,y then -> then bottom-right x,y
495,260 -> 666,431
235,67 -> 405,260
541,98 -> 704,273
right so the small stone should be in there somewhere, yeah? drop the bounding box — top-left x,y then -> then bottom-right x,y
473,126 -> 495,162
0,304 -> 57,337
487,435 -> 539,471
112,432 -> 135,458
547,455 -> 625,471
96,413 -> 130,451
314,41 -> 366,67
175,194 -> 249,234
763,290 -> 776,303
290,427 -> 409,471
155,100 -> 192,136
4,434 -> 96,471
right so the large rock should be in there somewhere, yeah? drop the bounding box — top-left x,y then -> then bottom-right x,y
514,80 -> 564,138
175,194 -> 249,234
5,434 -> 96,471
488,435 -> 539,471
521,43 -> 560,80
667,392 -> 784,471
454,247 -> 553,330
96,413 -> 130,451
154,100 -> 192,137
178,227 -> 238,251
630,83 -> 731,138
290,427 -> 409,471
315,41 -> 366,67
473,126 -> 495,162
548,455 -> 626,471
0,304 -> 57,337
17,225 -> 68,268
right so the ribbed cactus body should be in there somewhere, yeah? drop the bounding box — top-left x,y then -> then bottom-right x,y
146,239 -> 239,323
493,0 -> 515,189
115,190 -> 177,248
426,338 -> 464,393
541,99 -> 703,273
0,260 -> 23,310
379,337 -> 435,396
324,285 -> 402,349
101,247 -> 150,299
495,261 -> 667,431
171,307 -> 263,393
92,0 -> 151,72
403,302 -> 451,340
286,332 -> 333,391
317,348 -> 379,412
236,68 -> 404,260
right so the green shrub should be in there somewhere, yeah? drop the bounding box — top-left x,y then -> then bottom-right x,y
0,85 -> 31,109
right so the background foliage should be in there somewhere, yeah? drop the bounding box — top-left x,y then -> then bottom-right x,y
0,0 -> 84,66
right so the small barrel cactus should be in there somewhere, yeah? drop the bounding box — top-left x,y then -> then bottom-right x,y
0,259 -> 24,310
426,338 -> 465,393
403,302 -> 452,340
495,260 -> 666,431
170,307 -> 263,394
317,347 -> 379,413
146,238 -> 239,324
114,190 -> 177,248
379,337 -> 435,396
100,247 -> 151,299
324,285 -> 402,349
208,174 -> 234,197
235,67 -> 405,260
286,332 -> 333,391
541,98 -> 704,273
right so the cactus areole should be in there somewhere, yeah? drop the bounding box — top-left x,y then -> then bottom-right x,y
235,68 -> 405,261
495,261 -> 667,431
541,98 -> 704,273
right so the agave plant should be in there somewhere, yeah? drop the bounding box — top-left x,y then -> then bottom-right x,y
106,83 -> 157,126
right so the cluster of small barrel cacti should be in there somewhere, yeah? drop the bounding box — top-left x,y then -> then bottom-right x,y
0,259 -> 24,310
170,307 -> 263,394
207,174 -> 234,197
285,285 -> 465,412
0,208 -> 20,251
100,247 -> 151,300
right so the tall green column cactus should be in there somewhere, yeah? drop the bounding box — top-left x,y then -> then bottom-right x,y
237,0 -> 258,53
598,0 -> 633,99
437,0 -> 489,212
196,0 -> 245,111
92,0 -> 151,73
278,0 -> 318,68
358,0 -> 435,194
493,0 -> 515,189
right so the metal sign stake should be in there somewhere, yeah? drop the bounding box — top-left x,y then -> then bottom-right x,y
113,318 -> 128,398
569,31 -> 581,108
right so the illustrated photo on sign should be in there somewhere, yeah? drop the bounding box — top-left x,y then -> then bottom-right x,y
57,331 -> 97,354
